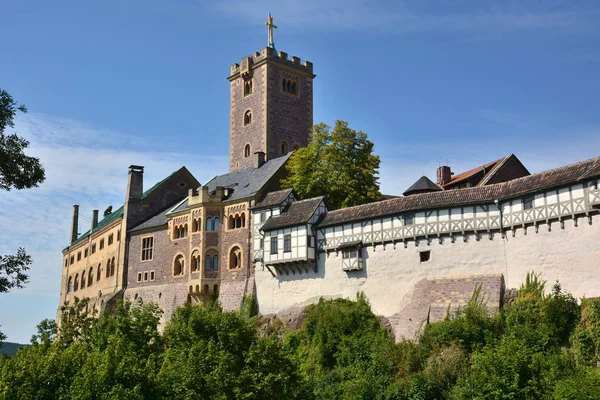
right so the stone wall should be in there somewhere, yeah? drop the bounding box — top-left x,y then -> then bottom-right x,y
255,215 -> 600,340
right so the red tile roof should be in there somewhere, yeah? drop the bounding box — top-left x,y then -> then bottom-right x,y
319,156 -> 600,228
444,157 -> 503,188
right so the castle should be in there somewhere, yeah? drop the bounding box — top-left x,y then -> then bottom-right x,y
58,17 -> 600,339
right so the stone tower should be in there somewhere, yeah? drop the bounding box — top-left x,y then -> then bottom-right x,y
228,44 -> 315,171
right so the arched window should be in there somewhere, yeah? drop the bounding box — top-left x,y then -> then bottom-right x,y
244,110 -> 252,126
213,284 -> 219,295
244,144 -> 250,158
213,255 -> 219,271
106,260 -> 110,278
286,81 -> 292,93
206,217 -> 212,231
205,255 -> 212,271
96,264 -> 101,281
229,246 -> 242,269
81,270 -> 86,289
229,215 -> 235,230
213,217 -> 220,231
241,213 -> 246,228
281,141 -> 288,155
88,267 -> 93,286
203,284 -> 210,295
67,276 -> 73,293
74,274 -> 79,292
282,79 -> 287,92
191,251 -> 201,272
235,216 -> 241,229
174,255 -> 184,276
110,257 -> 115,276
291,82 -> 297,94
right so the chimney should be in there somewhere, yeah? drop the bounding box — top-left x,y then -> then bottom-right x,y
437,166 -> 452,186
91,210 -> 99,230
70,205 -> 79,244
127,165 -> 144,200
254,152 -> 266,169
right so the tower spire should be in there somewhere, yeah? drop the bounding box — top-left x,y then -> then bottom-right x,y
265,12 -> 277,51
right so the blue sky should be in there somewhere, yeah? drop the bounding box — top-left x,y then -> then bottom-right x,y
1,0 -> 599,343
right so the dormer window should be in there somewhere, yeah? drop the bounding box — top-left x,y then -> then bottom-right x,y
244,110 -> 252,126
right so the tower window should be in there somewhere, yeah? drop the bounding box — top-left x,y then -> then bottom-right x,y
244,144 -> 250,158
244,110 -> 252,126
281,141 -> 288,155
282,79 -> 298,94
244,80 -> 253,96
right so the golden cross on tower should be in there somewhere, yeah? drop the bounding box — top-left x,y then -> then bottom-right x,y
265,12 -> 277,50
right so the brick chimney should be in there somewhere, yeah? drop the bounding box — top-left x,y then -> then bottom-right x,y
91,210 -> 99,230
437,166 -> 452,186
254,152 -> 266,169
70,205 -> 79,244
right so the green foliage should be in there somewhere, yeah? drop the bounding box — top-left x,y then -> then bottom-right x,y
282,120 -> 381,209
571,298 -> 600,367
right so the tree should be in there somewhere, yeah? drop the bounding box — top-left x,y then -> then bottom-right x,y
0,88 -> 45,344
282,120 -> 381,210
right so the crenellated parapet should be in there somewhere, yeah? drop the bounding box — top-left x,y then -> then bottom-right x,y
228,47 -> 314,81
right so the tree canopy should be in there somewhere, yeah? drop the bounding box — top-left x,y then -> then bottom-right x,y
282,120 -> 381,210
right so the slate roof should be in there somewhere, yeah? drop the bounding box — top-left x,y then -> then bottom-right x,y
253,188 -> 294,210
319,156 -> 600,228
261,196 -> 324,231
403,176 -> 442,196
129,205 -> 174,233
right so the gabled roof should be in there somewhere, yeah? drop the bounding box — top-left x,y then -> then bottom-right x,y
66,167 -> 191,249
403,176 -> 442,196
128,207 -> 170,233
206,154 -> 292,203
319,156 -> 600,228
443,154 -> 528,189
261,196 -> 324,231
253,188 -> 295,210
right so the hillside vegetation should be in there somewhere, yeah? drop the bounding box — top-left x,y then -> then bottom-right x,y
2,273 -> 600,399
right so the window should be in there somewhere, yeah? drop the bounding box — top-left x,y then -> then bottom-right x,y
229,246 -> 242,269
244,144 -> 250,158
150,271 -> 155,281
67,276 -> 73,293
142,236 -> 154,261
91,243 -> 96,254
137,272 -> 142,283
213,284 -> 219,296
97,265 -> 101,281
206,217 -> 212,231
81,270 -> 86,289
108,233 -> 113,245
341,247 -> 362,271
174,255 -> 184,276
523,196 -> 534,210
281,141 -> 288,155
110,257 -> 115,277
84,248 -> 88,258
284,235 -> 291,253
70,255 -> 74,265
282,79 -> 298,94
260,238 -> 264,249
260,211 -> 267,223
213,217 -> 220,231
244,110 -> 252,126
191,251 -> 201,272
270,237 -> 278,254
174,224 -> 188,239
192,218 -> 201,232
144,272 -> 149,282
420,250 -> 431,263
244,80 -> 252,96
65,259 -> 68,268
88,267 -> 93,286
99,239 -> 104,250
205,255 -> 212,271
74,274 -> 79,291
404,214 -> 414,226
213,255 -> 219,271
307,236 -> 313,247
117,230 -> 121,242
77,252 -> 81,261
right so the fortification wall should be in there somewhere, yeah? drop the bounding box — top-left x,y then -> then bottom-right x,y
254,214 -> 600,339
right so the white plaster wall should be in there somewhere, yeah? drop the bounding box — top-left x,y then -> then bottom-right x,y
255,214 -> 600,323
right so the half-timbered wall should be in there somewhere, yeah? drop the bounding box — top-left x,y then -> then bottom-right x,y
253,180 -> 600,340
